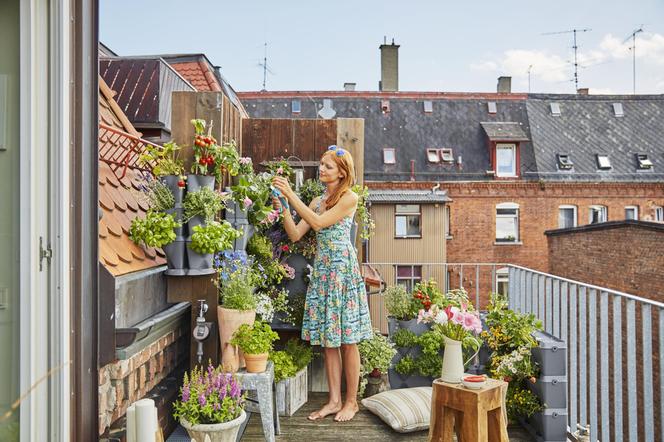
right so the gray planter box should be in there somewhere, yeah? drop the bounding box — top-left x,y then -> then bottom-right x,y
275,367 -> 308,416
186,174 -> 215,192
387,368 -> 434,389
529,376 -> 567,409
532,331 -> 566,377
233,222 -> 254,252
162,240 -> 187,276
187,215 -> 204,241
185,242 -> 215,275
164,207 -> 185,239
160,175 -> 184,205
521,408 -> 568,442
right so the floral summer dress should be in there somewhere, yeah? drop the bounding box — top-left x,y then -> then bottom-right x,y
301,194 -> 373,347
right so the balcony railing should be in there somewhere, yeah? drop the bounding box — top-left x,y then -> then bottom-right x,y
364,262 -> 663,441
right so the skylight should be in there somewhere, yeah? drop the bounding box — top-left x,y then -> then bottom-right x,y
423,101 -> 433,113
426,149 -> 440,163
383,148 -> 396,164
487,102 -> 497,114
440,148 -> 454,162
381,99 -> 390,113
613,103 -> 624,117
636,153 -> 653,169
557,154 -> 573,170
550,103 -> 561,116
597,154 -> 611,170
291,100 -> 301,113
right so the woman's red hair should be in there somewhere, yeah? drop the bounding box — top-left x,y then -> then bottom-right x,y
321,148 -> 355,210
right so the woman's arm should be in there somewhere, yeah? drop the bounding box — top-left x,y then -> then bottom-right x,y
273,177 -> 357,231
275,197 -> 315,242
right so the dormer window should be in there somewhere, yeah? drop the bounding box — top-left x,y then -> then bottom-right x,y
383,148 -> 396,164
496,144 -> 517,177
597,154 -> 611,170
381,99 -> 390,113
613,103 -> 624,117
423,101 -> 433,113
557,154 -> 573,170
291,100 -> 301,113
426,149 -> 440,163
440,148 -> 454,162
636,153 -> 653,169
550,103 -> 561,116
487,102 -> 497,114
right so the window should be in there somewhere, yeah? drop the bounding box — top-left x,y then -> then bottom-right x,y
445,205 -> 451,238
395,204 -> 421,238
396,265 -> 422,292
381,99 -> 390,113
495,267 -> 509,296
589,205 -> 608,224
383,148 -> 396,164
487,102 -> 497,114
613,103 -> 624,117
550,103 -> 561,116
291,100 -> 301,113
655,206 -> 664,222
558,205 -> 577,228
440,148 -> 454,162
496,144 -> 516,177
423,100 -> 433,113
636,154 -> 653,169
557,154 -> 573,170
426,148 -> 440,163
496,203 -> 519,242
625,206 -> 638,220
597,154 -> 611,170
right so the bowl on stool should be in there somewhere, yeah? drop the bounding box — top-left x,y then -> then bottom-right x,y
462,374 -> 487,390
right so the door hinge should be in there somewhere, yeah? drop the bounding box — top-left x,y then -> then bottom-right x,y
39,236 -> 52,271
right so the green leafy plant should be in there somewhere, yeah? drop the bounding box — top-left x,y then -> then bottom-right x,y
359,330 -> 397,377
139,141 -> 184,176
284,338 -> 313,371
351,184 -> 375,240
172,363 -> 245,425
384,285 -> 412,320
218,272 -> 258,311
418,328 -> 444,357
129,211 -> 180,248
395,355 -> 416,375
506,384 -> 543,419
391,328 -> 418,348
189,221 -> 241,255
265,157 -> 294,180
183,186 -> 226,223
146,179 -> 176,212
481,292 -> 541,354
298,178 -> 324,206
230,321 -> 279,355
270,350 -> 297,383
230,173 -> 279,227
415,352 -> 443,377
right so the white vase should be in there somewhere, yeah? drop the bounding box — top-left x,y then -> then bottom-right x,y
441,336 -> 465,383
180,409 -> 246,442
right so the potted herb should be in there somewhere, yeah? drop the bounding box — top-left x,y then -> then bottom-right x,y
173,364 -> 246,442
187,221 -> 240,275
129,210 -> 180,248
271,339 -> 313,416
230,321 -> 279,373
215,252 -> 259,372
183,186 -> 226,233
138,140 -> 185,205
358,330 -> 397,397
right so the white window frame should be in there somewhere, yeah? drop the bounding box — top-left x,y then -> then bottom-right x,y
291,99 -> 301,113
625,206 -> 639,220
495,202 -> 519,243
395,204 -> 421,238
495,143 -> 516,177
589,205 -> 608,224
426,148 -> 440,163
655,206 -> 664,222
383,148 -> 396,165
440,148 -> 454,162
395,265 -> 422,292
558,205 -> 577,228
445,205 -> 452,238
597,154 -> 612,170
495,267 -> 509,296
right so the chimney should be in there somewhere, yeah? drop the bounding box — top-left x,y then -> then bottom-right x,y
497,76 -> 511,93
577,88 -> 589,95
379,37 -> 399,92
344,82 -> 356,91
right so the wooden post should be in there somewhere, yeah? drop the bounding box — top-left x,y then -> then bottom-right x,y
336,118 -> 365,186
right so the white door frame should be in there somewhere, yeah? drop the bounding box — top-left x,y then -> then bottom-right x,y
19,0 -> 71,440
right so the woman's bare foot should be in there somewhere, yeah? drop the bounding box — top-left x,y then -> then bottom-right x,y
308,401 -> 342,421
334,401 -> 359,422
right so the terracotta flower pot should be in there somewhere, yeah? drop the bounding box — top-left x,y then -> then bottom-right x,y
243,352 -> 269,373
217,307 -> 256,372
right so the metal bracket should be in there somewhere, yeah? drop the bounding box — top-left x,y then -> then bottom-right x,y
39,236 -> 52,271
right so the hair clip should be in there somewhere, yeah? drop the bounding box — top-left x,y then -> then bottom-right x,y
327,145 -> 345,156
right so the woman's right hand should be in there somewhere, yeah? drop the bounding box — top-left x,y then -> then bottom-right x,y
272,197 -> 282,211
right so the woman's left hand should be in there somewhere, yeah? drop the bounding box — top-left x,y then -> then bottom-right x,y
272,176 -> 294,199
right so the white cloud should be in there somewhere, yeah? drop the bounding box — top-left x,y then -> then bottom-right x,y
587,87 -> 616,95
470,49 -> 570,83
600,33 -> 664,64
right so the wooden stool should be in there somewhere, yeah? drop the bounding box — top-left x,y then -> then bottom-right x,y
428,378 -> 509,442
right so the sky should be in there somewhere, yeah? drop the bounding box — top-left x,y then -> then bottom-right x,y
100,0 -> 664,95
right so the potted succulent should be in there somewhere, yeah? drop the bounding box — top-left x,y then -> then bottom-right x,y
358,330 -> 397,397
215,252 -> 259,371
230,320 -> 279,373
270,339 -> 313,416
173,364 -> 246,442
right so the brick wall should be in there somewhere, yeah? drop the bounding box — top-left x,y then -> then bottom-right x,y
546,221 -> 664,302
98,326 -> 189,435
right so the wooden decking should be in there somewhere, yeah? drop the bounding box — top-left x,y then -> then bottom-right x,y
240,392 -> 535,441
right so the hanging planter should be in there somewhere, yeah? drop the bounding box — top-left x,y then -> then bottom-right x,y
160,175 -> 185,206
185,241 -> 215,275
163,240 -> 187,276
186,174 -> 215,192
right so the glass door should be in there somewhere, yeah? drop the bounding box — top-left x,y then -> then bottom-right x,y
0,0 -> 21,440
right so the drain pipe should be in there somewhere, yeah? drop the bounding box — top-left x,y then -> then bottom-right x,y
431,182 -> 441,193
410,160 -> 415,181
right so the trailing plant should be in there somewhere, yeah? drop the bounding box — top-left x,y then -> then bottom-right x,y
298,178 -> 324,206
230,321 -> 279,355
129,211 -> 180,248
183,186 -> 226,223
189,221 -> 241,255
351,184 -> 375,240
139,141 -> 184,177
172,363 -> 245,425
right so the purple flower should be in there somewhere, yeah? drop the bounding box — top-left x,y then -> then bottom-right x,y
239,157 -> 252,165
230,380 -> 241,399
243,196 -> 253,208
181,385 -> 190,402
198,393 -> 206,406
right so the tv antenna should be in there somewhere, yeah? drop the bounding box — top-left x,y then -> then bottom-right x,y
623,27 -> 644,94
542,28 -> 591,91
527,65 -> 533,93
257,42 -> 276,91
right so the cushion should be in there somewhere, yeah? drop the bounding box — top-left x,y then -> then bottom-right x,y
361,387 -> 432,433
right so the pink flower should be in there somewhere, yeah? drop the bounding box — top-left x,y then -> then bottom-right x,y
450,307 -> 464,325
345,328 -> 352,336
243,197 -> 253,208
276,167 -> 284,175
239,157 -> 252,165
463,312 -> 476,331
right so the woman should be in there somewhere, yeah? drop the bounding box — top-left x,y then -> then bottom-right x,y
271,145 -> 373,422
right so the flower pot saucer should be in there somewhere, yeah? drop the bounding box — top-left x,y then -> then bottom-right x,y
165,268 -> 188,276
187,268 -> 216,276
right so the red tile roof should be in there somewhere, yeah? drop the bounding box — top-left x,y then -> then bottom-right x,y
169,60 -> 222,92
99,77 -> 166,276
